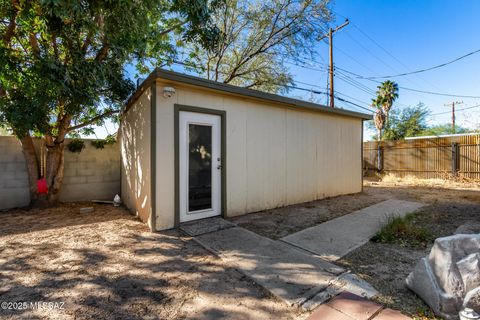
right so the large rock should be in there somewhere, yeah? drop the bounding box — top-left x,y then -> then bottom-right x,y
455,222 -> 480,235
406,234 -> 480,319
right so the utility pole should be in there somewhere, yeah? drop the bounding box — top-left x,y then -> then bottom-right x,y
444,101 -> 463,134
319,19 -> 349,108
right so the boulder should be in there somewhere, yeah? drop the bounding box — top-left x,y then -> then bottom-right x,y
406,234 -> 480,319
455,222 -> 480,235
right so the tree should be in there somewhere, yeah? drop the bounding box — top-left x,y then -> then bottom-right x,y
183,0 -> 332,93
371,80 -> 398,171
380,103 -> 430,140
371,80 -> 399,140
0,0 -> 222,206
420,124 -> 470,136
376,80 -> 398,122
372,97 -> 385,141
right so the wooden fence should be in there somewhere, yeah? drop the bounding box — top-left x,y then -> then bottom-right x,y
363,134 -> 480,179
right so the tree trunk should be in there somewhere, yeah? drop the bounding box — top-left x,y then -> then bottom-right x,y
19,134 -> 67,207
377,129 -> 382,172
18,119 -> 70,207
45,142 -> 66,205
20,134 -> 40,204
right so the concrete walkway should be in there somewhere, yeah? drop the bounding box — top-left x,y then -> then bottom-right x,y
189,223 -> 377,310
183,199 -> 424,311
281,199 -> 425,261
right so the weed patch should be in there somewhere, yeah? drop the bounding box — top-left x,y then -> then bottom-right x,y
372,213 -> 433,247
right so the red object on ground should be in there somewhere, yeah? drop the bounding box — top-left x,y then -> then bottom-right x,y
37,177 -> 48,194
308,291 -> 412,320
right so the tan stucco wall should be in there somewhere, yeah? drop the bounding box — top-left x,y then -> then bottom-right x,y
154,81 -> 363,230
120,87 -> 152,226
0,136 -> 120,210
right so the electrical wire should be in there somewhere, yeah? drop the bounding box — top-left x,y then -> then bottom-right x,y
336,66 -> 480,99
356,48 -> 480,79
431,104 -> 480,116
171,60 -> 372,113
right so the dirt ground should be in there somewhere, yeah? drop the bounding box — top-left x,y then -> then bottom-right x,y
0,203 -> 305,320
233,181 -> 480,319
1,182 -> 479,320
337,181 -> 480,320
230,191 -> 385,239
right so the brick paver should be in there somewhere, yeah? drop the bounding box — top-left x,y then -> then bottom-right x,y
327,292 -> 383,320
309,304 -> 354,320
308,292 -> 412,320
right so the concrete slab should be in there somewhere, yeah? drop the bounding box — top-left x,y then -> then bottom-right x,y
281,199 -> 425,261
302,273 -> 379,311
195,226 -> 345,307
179,217 -> 236,236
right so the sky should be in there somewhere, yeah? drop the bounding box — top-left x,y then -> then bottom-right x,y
291,0 -> 480,139
92,0 -> 480,140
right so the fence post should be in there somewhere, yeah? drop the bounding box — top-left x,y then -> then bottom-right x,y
451,142 -> 459,177
377,144 -> 384,172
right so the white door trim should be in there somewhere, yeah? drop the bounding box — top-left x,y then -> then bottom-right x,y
179,111 -> 222,223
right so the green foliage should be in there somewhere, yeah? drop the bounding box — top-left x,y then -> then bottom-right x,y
0,0 -> 222,138
376,80 -> 399,114
372,213 -> 433,247
420,124 -> 471,136
372,80 -> 399,140
67,139 -> 85,153
380,103 -> 430,140
183,0 -> 332,93
91,134 -> 116,149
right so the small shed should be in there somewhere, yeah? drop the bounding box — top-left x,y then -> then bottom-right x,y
120,69 -> 371,231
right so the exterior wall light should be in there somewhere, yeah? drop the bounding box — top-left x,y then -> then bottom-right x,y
163,86 -> 176,98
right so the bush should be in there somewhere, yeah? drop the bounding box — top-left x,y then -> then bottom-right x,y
67,139 -> 85,153
91,134 -> 116,149
372,213 -> 433,247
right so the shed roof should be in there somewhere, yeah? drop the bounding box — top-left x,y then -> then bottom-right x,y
124,69 -> 372,120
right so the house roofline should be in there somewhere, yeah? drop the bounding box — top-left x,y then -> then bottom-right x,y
123,68 -> 373,120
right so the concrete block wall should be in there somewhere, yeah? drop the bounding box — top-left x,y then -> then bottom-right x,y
0,136 -> 31,210
0,136 -> 120,210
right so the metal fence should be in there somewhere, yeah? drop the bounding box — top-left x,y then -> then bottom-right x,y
363,134 -> 480,179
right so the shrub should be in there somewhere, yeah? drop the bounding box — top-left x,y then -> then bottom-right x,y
91,134 -> 116,149
67,139 -> 85,153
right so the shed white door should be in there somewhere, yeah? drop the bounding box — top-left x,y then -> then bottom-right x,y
179,111 -> 222,222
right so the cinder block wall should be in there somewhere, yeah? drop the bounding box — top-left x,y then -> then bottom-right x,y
0,136 -> 120,210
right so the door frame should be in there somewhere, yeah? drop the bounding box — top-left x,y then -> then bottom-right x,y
174,104 -> 226,226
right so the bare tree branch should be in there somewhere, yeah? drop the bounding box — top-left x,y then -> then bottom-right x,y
67,109 -> 119,132
3,0 -> 19,46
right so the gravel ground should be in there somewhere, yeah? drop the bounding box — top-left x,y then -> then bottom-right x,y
0,203 -> 305,320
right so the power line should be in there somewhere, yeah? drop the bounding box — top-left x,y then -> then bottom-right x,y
334,12 -> 479,89
355,48 -> 480,79
345,19 -> 445,92
171,60 -> 373,113
431,103 -> 480,116
336,66 -> 480,98
382,85 -> 480,99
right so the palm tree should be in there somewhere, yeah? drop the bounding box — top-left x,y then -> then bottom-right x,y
372,80 -> 398,172
376,80 -> 399,123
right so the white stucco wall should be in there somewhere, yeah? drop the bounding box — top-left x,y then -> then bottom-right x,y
154,81 -> 363,230
120,87 -> 152,226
